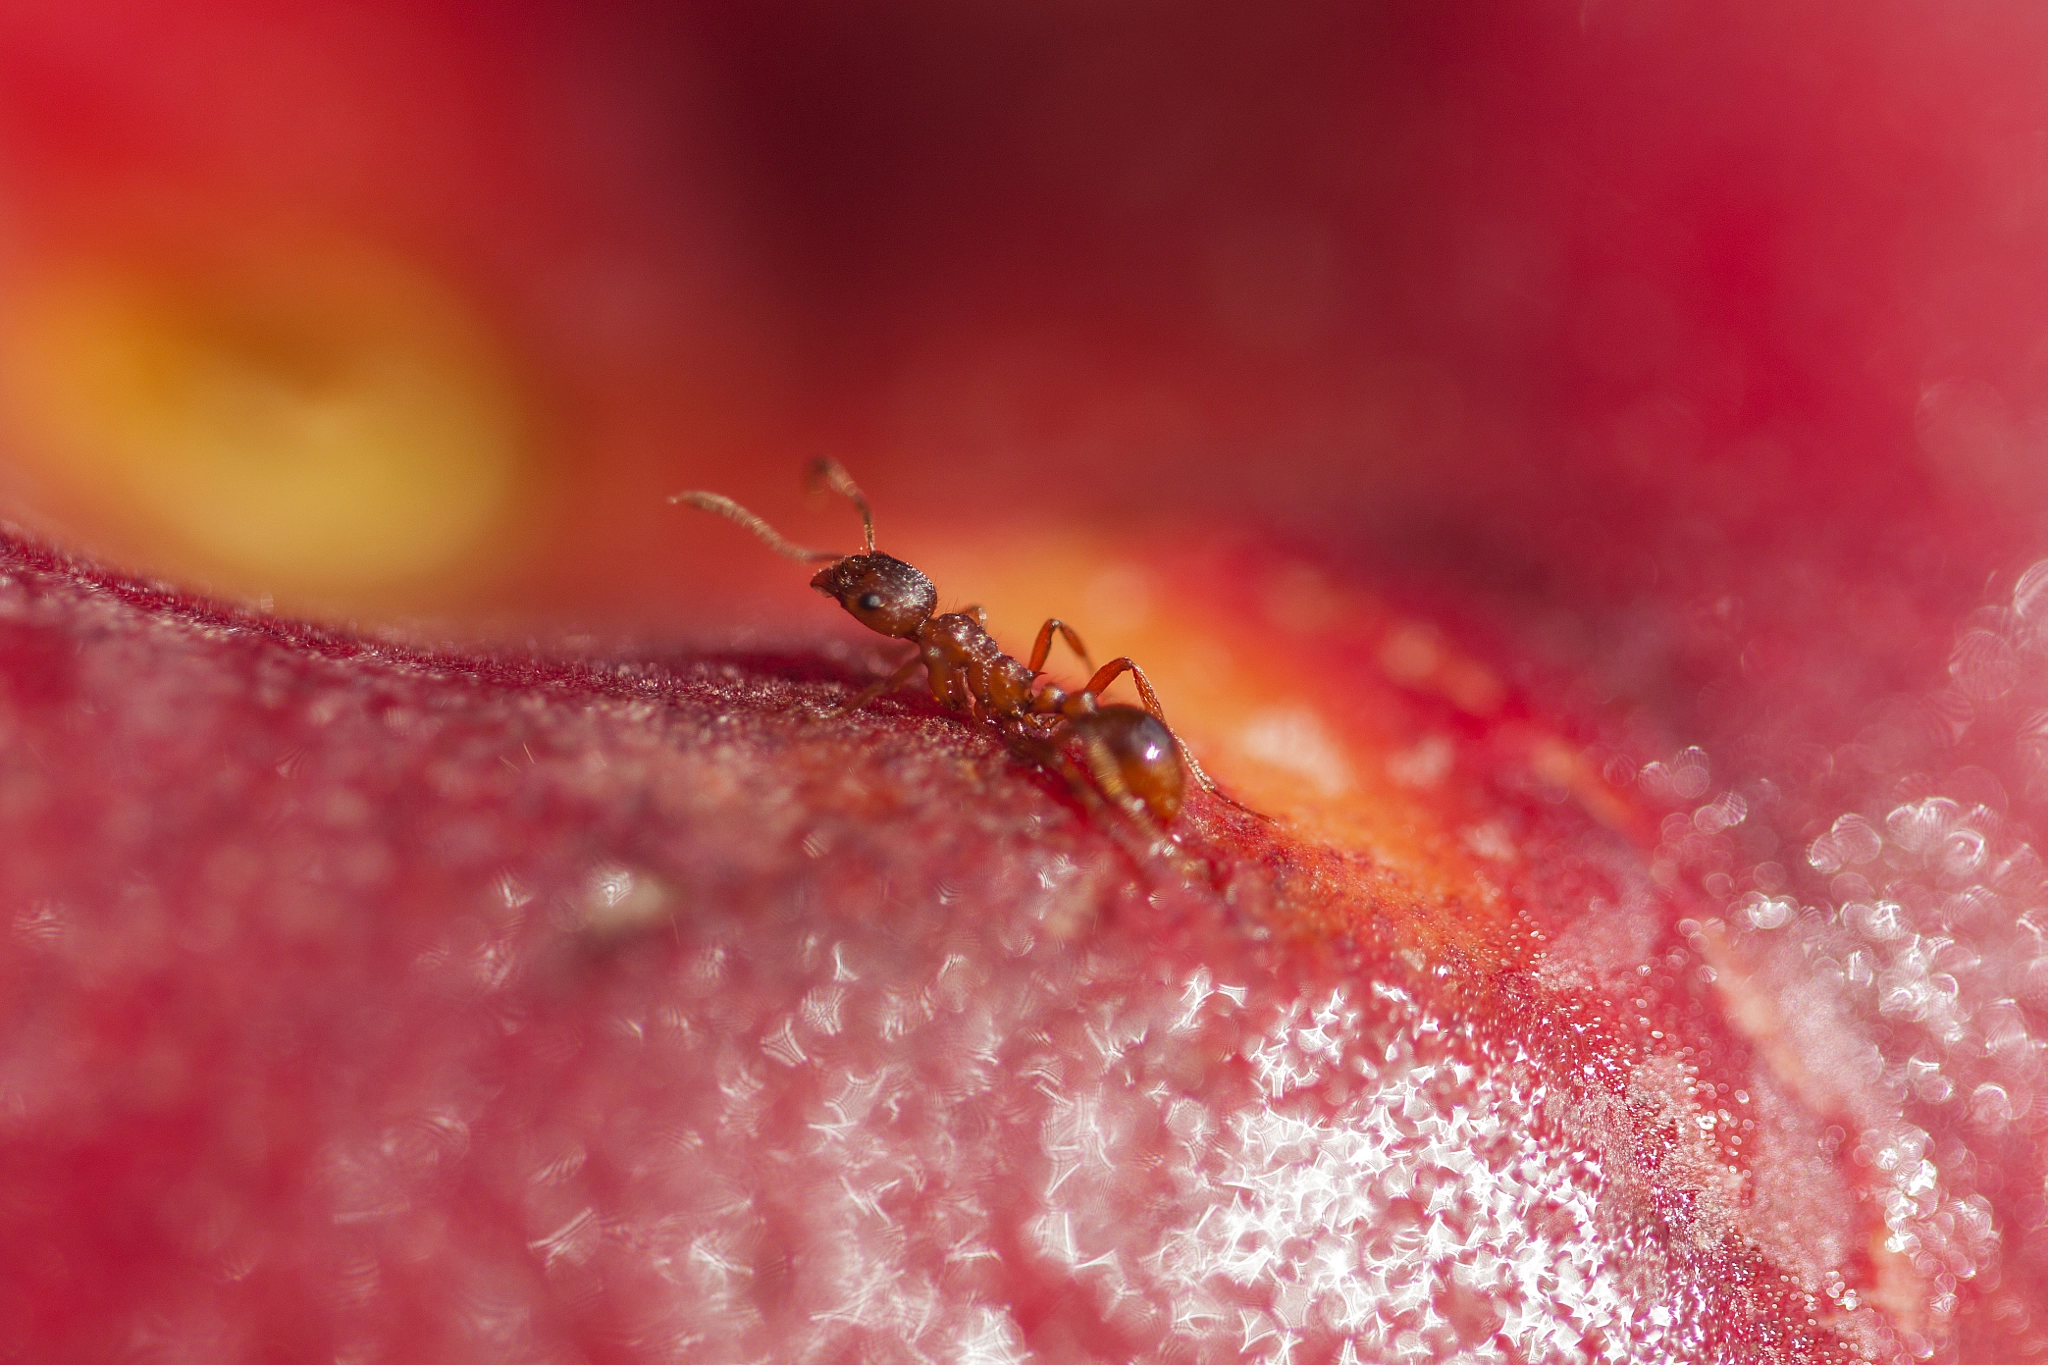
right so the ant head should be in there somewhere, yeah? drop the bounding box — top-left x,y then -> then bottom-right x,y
810,554 -> 936,638
674,461 -> 933,637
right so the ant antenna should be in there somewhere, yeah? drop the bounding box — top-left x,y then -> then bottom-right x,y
668,490 -> 841,563
806,458 -> 876,553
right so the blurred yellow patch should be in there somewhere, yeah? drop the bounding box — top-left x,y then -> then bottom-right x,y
0,233 -> 523,604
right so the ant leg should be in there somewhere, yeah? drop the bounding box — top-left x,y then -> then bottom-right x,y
1006,730 -> 1097,808
1074,726 -> 1142,815
1081,657 -> 1273,820
1026,619 -> 1096,675
840,651 -> 926,712
951,669 -> 982,720
1012,723 -> 1171,852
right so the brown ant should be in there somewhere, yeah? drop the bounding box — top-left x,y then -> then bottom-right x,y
672,460 -> 1259,840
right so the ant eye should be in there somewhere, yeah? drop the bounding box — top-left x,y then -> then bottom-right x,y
858,593 -> 884,612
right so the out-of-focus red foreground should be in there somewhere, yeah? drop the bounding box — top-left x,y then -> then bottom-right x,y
0,524 -> 1999,1364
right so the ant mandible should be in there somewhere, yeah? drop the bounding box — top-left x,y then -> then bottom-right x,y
672,459 -> 1259,837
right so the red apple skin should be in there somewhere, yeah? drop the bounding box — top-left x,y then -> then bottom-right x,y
3,2 -> 2048,1363
0,519 -> 2010,1365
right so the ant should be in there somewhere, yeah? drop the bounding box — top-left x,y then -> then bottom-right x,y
672,460 -> 1260,841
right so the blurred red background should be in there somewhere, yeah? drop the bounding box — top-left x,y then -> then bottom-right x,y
0,1 -> 2034,634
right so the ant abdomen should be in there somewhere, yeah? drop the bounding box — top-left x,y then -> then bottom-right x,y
1068,705 -> 1185,825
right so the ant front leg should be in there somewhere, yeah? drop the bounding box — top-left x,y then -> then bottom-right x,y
839,650 -> 927,712
1026,619 -> 1096,676
1081,657 -> 1273,820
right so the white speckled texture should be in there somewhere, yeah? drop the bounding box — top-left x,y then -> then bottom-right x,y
0,531 -> 2010,1363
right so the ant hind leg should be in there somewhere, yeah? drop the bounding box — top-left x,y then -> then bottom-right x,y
1035,727 -> 1175,856
1027,619 -> 1096,676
